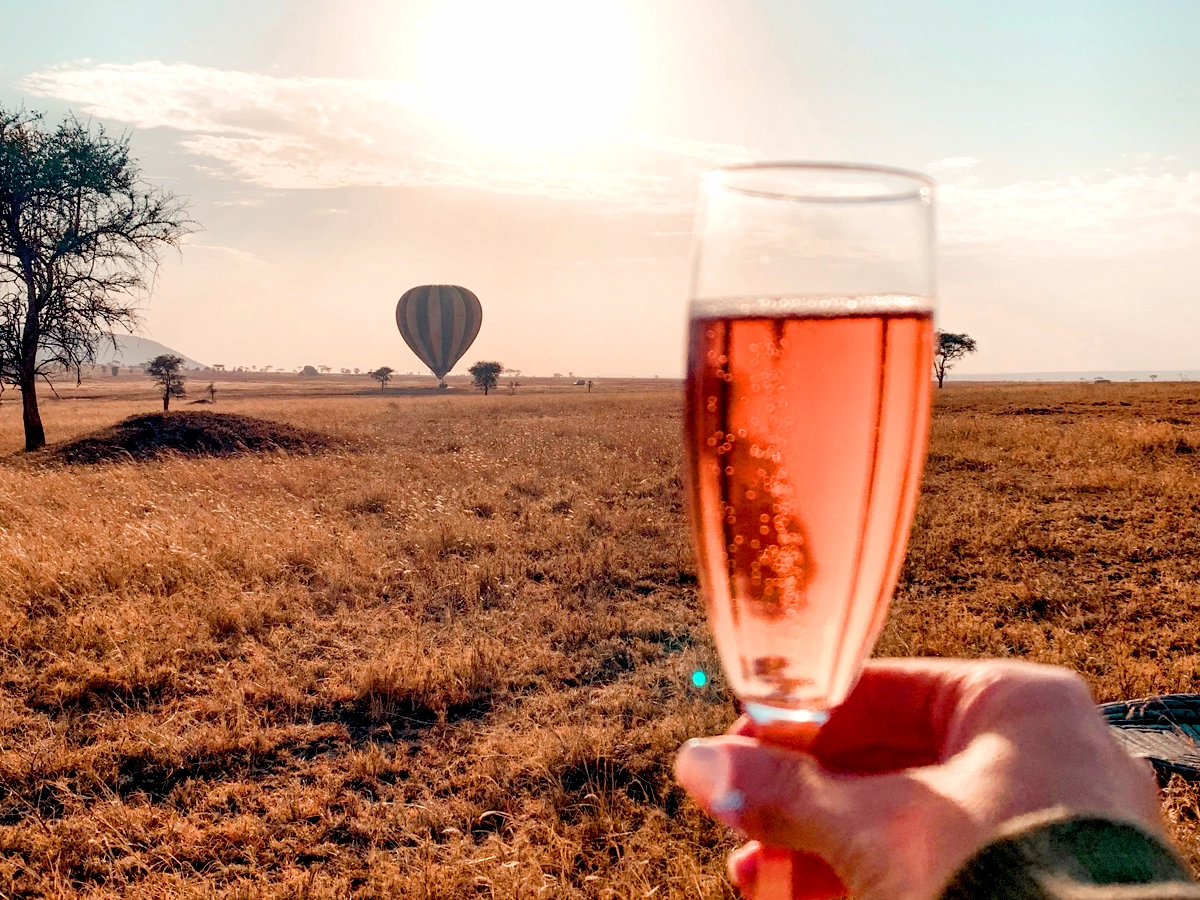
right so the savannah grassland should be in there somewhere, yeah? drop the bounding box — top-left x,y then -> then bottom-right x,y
3,375 -> 1200,898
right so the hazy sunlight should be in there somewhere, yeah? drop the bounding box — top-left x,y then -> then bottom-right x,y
415,0 -> 638,149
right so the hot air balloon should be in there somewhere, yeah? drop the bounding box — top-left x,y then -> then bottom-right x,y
395,285 -> 483,388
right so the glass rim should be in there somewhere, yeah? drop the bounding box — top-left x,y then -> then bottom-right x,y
705,161 -> 935,204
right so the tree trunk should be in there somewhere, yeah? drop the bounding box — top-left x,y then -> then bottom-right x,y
937,372 -> 944,389
20,373 -> 45,451
163,388 -> 170,411
19,285 -> 45,451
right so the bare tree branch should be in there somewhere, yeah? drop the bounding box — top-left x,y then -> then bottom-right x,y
39,372 -> 61,399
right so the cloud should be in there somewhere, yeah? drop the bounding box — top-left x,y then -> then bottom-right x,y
940,170 -> 1200,256
925,154 -> 1200,256
18,61 -> 757,213
184,242 -> 264,266
19,61 -> 414,137
212,197 -> 263,208
20,62 -> 1197,254
929,156 -> 980,171
634,135 -> 764,166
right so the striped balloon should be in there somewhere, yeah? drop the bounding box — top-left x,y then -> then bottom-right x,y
395,285 -> 483,384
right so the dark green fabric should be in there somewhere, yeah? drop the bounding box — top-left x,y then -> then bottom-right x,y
942,812 -> 1200,900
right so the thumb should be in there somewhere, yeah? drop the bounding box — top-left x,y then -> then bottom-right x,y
676,736 -> 959,896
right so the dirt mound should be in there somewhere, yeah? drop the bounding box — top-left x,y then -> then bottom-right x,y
49,412 -> 336,464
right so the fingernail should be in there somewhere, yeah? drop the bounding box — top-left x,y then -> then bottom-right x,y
711,789 -> 745,814
676,740 -> 743,825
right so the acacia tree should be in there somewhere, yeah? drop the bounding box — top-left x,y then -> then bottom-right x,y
933,330 -> 978,389
146,353 -> 185,410
469,360 -> 503,396
370,366 -> 394,390
0,107 -> 192,450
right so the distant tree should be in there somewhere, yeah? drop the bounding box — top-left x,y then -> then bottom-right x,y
1150,374 -> 1158,382
146,354 -> 185,411
933,331 -> 978,389
353,367 -> 360,375
469,360 -> 503,396
318,365 -> 331,374
370,366 -> 394,390
0,107 -> 193,449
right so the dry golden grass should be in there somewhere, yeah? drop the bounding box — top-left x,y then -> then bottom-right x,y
2,377 -> 1200,897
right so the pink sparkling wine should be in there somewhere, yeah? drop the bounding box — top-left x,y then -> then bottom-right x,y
684,304 -> 933,721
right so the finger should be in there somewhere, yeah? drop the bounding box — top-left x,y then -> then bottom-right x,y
730,843 -> 847,900
727,660 -> 982,765
731,715 -> 822,754
676,735 -> 928,853
727,843 -> 758,887
810,659 -> 983,770
730,715 -> 756,737
752,718 -> 823,753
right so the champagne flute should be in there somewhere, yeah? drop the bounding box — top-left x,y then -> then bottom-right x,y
683,163 -> 935,894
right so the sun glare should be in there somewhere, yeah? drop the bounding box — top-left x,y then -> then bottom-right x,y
415,0 -> 638,149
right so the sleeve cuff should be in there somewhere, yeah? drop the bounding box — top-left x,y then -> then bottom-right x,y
941,809 -> 1200,900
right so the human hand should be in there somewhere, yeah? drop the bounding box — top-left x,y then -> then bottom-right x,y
675,659 -> 1162,900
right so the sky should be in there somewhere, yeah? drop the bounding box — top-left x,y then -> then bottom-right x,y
0,0 -> 1197,377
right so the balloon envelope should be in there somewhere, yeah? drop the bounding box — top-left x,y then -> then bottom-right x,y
395,285 -> 483,382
